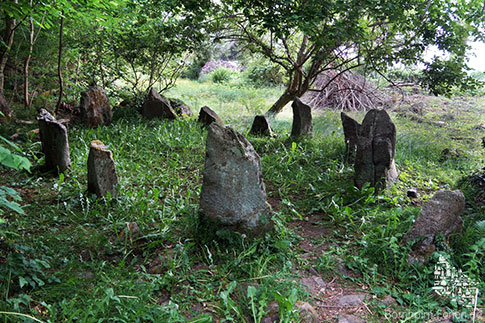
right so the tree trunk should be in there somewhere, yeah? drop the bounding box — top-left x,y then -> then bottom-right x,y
56,11 -> 64,114
267,90 -> 295,114
0,0 -> 18,92
24,8 -> 34,107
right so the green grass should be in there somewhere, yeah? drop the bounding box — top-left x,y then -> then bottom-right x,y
1,79 -> 485,322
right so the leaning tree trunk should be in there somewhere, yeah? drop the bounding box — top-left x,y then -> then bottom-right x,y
55,11 -> 64,114
0,0 -> 18,92
266,35 -> 312,115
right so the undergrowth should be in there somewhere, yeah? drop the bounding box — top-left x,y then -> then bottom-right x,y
1,80 -> 484,322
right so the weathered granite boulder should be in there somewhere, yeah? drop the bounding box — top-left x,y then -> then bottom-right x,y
38,109 -> 71,173
80,86 -> 112,128
199,123 -> 272,234
0,92 -> 12,122
404,190 -> 465,263
354,109 -> 398,191
291,98 -> 312,137
341,112 -> 361,162
87,140 -> 118,198
169,98 -> 193,118
198,106 -> 224,127
250,115 -> 274,136
142,88 -> 178,120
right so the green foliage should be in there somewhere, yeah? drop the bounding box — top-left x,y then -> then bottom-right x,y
420,58 -> 484,96
210,67 -> 237,84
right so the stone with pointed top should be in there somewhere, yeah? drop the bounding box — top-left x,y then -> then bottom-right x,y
198,106 -> 224,127
87,140 -> 118,198
80,86 -> 112,128
354,109 -> 398,191
142,88 -> 178,120
341,112 -> 361,162
200,123 -> 271,235
38,109 -> 71,173
250,115 -> 274,136
291,98 -> 313,137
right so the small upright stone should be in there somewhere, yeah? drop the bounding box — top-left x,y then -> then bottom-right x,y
198,106 -> 224,127
404,190 -> 465,263
0,92 -> 12,123
80,86 -> 112,128
141,88 -> 178,120
291,98 -> 313,137
250,115 -> 274,136
200,123 -> 271,235
354,109 -> 398,191
87,140 -> 118,198
38,109 -> 71,173
341,112 -> 361,162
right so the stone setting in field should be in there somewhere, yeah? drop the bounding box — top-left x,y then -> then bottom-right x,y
87,140 -> 118,198
142,88 -> 178,120
80,86 -> 112,128
198,106 -> 224,127
354,109 -> 398,191
291,98 -> 313,137
38,109 -> 71,173
250,115 -> 274,136
200,123 -> 271,234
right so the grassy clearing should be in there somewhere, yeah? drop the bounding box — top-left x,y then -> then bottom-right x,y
1,79 -> 485,322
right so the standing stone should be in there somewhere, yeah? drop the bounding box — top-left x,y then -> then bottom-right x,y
198,106 -> 224,127
291,98 -> 313,137
199,123 -> 271,234
38,109 -> 71,173
80,86 -> 112,128
0,92 -> 12,123
341,112 -> 361,162
250,115 -> 274,136
354,109 -> 398,191
404,190 -> 465,263
169,98 -> 193,118
141,88 -> 178,120
87,140 -> 118,198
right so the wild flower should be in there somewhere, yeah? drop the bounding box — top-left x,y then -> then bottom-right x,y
200,60 -> 242,75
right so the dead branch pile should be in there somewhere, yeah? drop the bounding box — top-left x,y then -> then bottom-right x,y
302,70 -> 392,112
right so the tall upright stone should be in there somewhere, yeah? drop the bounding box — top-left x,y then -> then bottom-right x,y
38,109 -> 70,173
198,106 -> 224,127
291,98 -> 313,137
340,112 -> 361,162
354,109 -> 398,191
87,140 -> 118,198
80,86 -> 112,128
250,115 -> 274,136
404,190 -> 465,263
199,123 -> 272,235
142,88 -> 178,120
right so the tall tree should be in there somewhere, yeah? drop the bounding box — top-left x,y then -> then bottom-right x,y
197,0 -> 485,113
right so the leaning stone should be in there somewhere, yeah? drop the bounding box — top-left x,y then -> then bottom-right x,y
250,115 -> 274,136
141,88 -> 178,120
354,109 -> 398,191
38,109 -> 71,173
80,86 -> 112,128
199,123 -> 271,235
198,106 -> 224,127
341,112 -> 361,162
291,98 -> 313,137
404,190 -> 465,263
0,92 -> 12,122
169,98 -> 193,118
87,140 -> 118,198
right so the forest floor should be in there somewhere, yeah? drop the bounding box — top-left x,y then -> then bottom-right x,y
1,80 -> 485,322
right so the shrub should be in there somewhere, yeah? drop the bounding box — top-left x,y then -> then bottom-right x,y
210,67 -> 237,84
